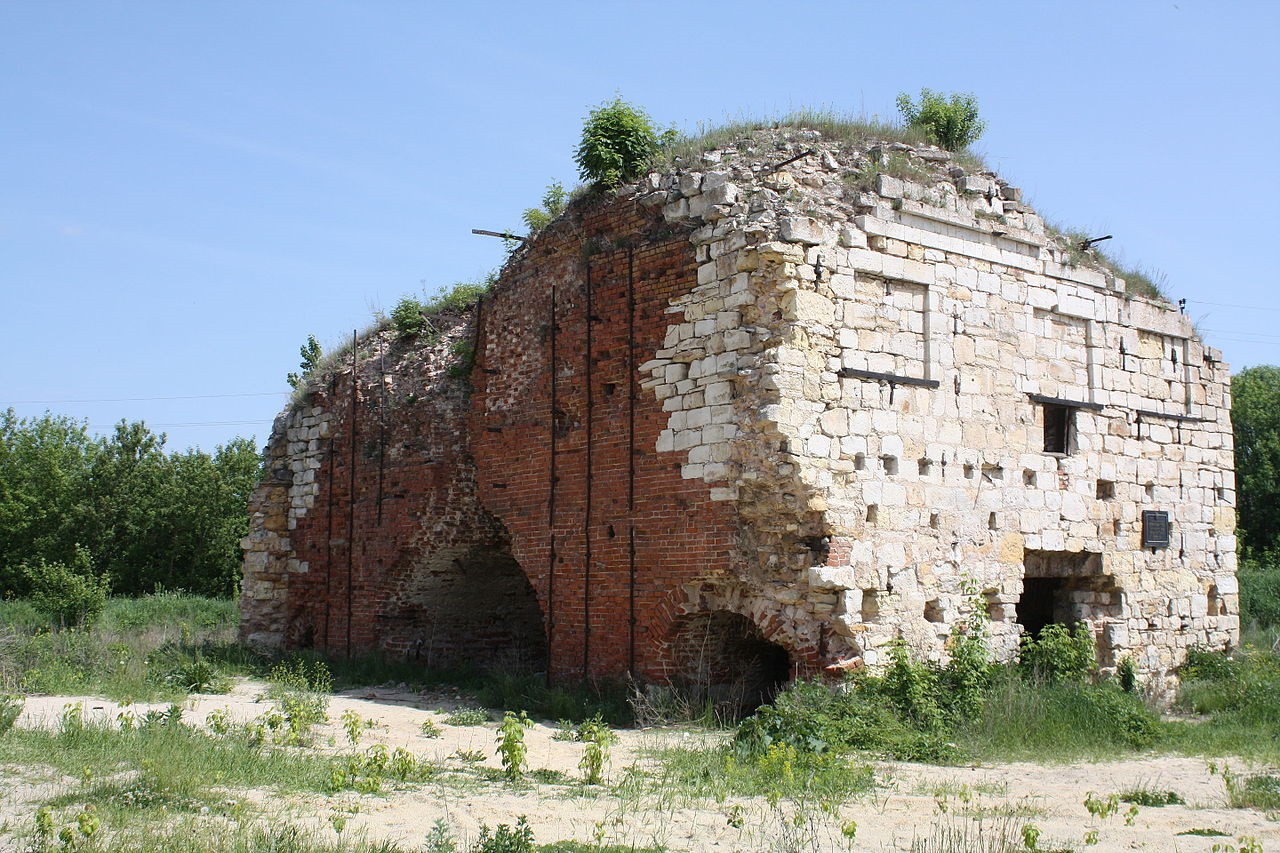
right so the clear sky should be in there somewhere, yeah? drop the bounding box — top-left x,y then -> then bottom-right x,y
3,0 -> 1278,452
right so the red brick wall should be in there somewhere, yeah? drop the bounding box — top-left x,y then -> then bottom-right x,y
470,198 -> 749,683
281,323 -> 546,670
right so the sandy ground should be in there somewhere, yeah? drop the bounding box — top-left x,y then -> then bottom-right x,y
2,680 -> 1277,852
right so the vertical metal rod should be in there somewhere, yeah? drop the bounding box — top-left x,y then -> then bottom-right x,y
582,260 -> 593,681
323,376 -> 336,653
376,335 -> 386,526
345,330 -> 357,658
626,247 -> 637,676
546,284 -> 558,686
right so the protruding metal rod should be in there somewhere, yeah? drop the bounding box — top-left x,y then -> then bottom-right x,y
472,228 -> 529,242
762,148 -> 816,174
1079,235 -> 1112,249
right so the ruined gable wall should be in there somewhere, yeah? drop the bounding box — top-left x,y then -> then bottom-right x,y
240,318 -> 546,670
635,132 -> 1237,686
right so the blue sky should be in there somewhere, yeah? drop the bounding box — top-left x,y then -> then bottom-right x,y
3,0 -> 1278,452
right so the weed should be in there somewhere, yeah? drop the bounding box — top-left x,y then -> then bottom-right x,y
419,718 -> 443,738
1119,787 -> 1184,806
470,816 -> 535,853
496,710 -> 533,778
1018,622 -> 1095,684
451,749 -> 486,764
341,709 -> 374,746
575,715 -> 617,784
522,182 -> 567,234
443,707 -> 491,726
287,334 -> 324,389
0,693 -> 22,734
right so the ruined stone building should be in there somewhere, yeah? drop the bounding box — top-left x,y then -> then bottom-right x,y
240,126 -> 1238,701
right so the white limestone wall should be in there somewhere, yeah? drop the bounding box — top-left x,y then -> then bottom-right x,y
635,130 -> 1236,687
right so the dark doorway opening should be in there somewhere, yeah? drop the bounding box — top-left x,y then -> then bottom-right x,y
1017,577 -> 1065,638
667,610 -> 792,716
394,545 -> 547,673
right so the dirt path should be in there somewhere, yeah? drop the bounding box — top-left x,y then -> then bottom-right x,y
3,682 -> 1277,852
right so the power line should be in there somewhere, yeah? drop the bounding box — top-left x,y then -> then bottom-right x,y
87,419 -> 271,429
2,391 -> 286,405
1186,299 -> 1280,313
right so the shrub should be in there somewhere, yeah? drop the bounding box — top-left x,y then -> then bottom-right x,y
521,182 -> 567,234
495,710 -> 532,778
895,89 -> 986,151
390,295 -> 429,338
1018,622 -> 1096,683
286,334 -> 323,389
471,816 -> 534,853
23,545 -> 110,629
0,694 -> 22,735
575,97 -> 661,187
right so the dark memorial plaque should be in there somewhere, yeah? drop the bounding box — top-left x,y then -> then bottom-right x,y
1142,510 -> 1171,549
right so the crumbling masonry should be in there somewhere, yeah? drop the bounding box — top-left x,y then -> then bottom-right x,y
241,128 -> 1238,700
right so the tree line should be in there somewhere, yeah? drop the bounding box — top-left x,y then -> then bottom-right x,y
0,409 -> 259,600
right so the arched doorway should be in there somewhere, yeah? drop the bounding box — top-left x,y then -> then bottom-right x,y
396,544 -> 547,673
666,609 -> 792,716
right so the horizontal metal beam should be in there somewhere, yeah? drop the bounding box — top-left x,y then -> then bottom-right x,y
838,367 -> 940,389
1027,393 -> 1105,412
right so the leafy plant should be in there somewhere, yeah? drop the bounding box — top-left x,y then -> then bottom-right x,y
23,545 -> 109,629
521,182 -> 567,234
1018,622 -> 1096,683
495,710 -> 532,778
0,694 -> 22,735
287,334 -> 324,389
390,295 -> 430,338
470,816 -> 534,853
895,89 -> 986,150
443,707 -> 490,726
575,715 -> 617,784
419,718 -> 443,738
575,97 -> 661,187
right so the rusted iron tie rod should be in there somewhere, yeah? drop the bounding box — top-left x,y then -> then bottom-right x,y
761,149 -> 816,174
472,228 -> 529,242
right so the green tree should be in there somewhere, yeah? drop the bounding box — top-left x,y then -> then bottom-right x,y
896,89 -> 986,150
0,410 -> 259,598
0,409 -> 97,589
575,97 -> 661,187
1233,365 -> 1280,555
287,335 -> 324,389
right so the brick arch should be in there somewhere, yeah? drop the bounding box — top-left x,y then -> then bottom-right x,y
648,580 -> 830,688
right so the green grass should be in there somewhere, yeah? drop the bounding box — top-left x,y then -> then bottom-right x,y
0,593 -> 244,700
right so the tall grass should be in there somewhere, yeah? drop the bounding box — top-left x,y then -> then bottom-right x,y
0,593 -> 242,699
650,107 -> 965,173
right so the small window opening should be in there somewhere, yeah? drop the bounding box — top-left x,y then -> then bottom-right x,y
963,463 -> 975,479
853,453 -> 866,470
982,463 -> 1004,481
929,512 -> 940,529
1096,480 -> 1115,500
1023,469 -> 1037,487
988,512 -> 998,530
918,458 -> 933,476
1144,482 -> 1155,499
603,382 -> 617,397
1216,487 -> 1228,502
1112,520 -> 1123,537
866,504 -> 879,523
882,455 -> 898,475
1207,585 -> 1226,616
1042,403 -> 1074,454
861,590 -> 880,622
924,599 -> 944,623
